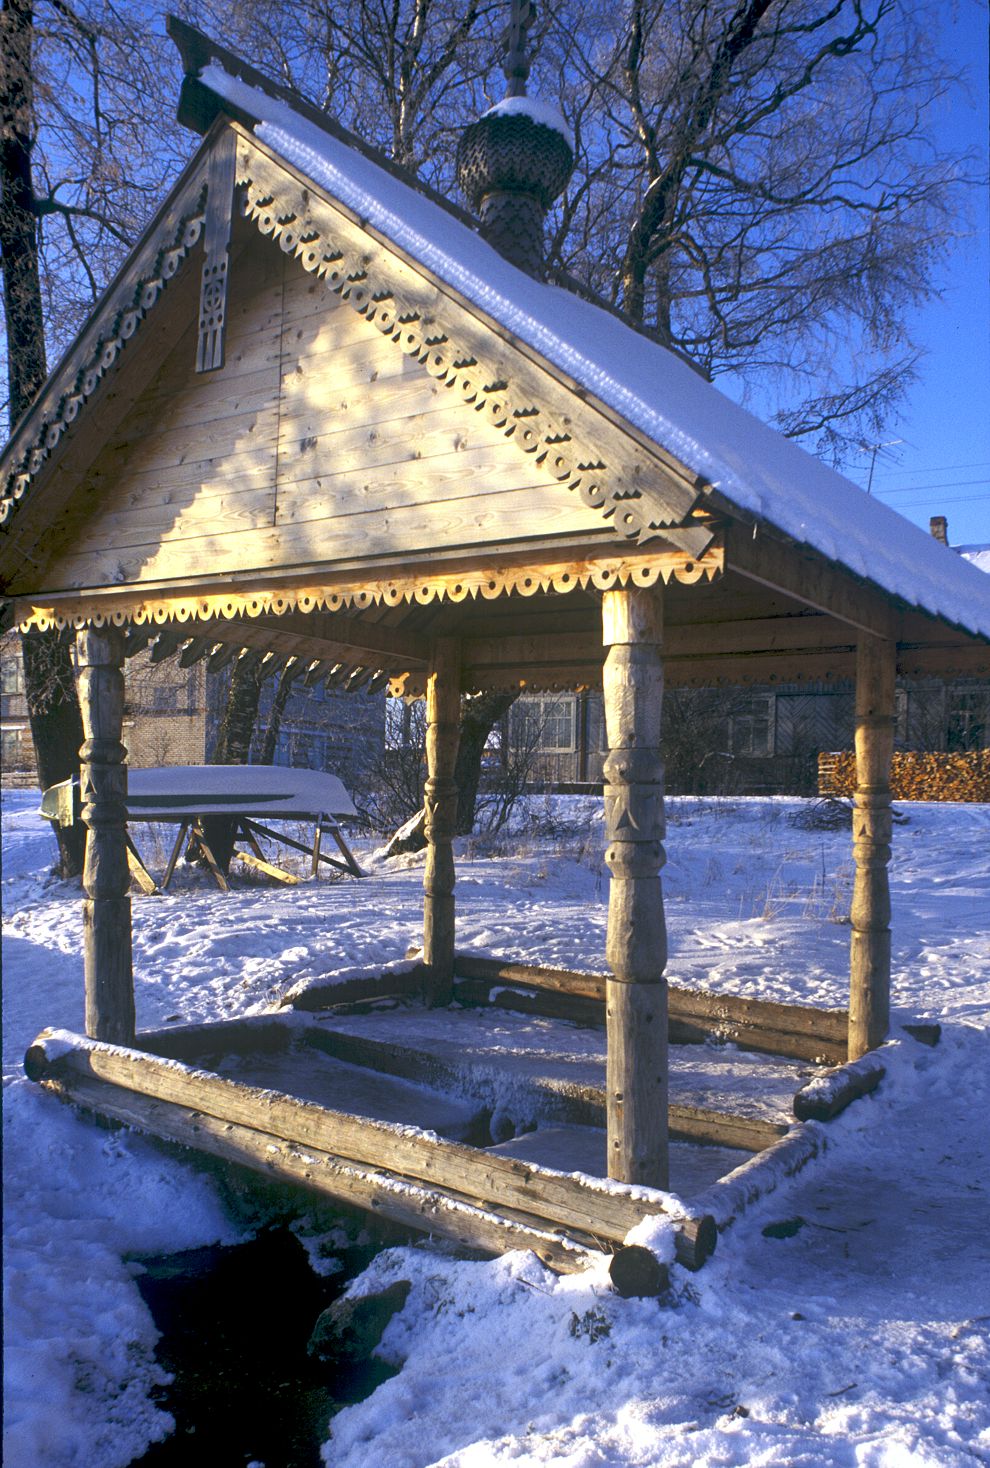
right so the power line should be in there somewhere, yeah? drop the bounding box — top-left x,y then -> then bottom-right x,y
869,484 -> 987,502
870,460 -> 990,478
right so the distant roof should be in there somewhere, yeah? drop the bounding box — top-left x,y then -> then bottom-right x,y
959,545 -> 990,575
199,61 -> 990,642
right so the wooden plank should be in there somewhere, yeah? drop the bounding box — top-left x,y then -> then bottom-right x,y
25,1029 -> 716,1268
725,525 -> 896,639
46,482 -> 599,591
231,849 -> 301,884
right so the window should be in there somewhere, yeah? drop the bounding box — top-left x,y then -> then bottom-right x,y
511,696 -> 577,754
1,658 -> 24,696
723,695 -> 775,757
947,688 -> 988,751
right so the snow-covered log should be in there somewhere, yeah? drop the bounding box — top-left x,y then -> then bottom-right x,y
688,1124 -> 827,1233
24,1027 -> 716,1272
792,1052 -> 885,1122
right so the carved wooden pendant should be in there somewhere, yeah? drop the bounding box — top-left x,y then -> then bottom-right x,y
196,128 -> 238,372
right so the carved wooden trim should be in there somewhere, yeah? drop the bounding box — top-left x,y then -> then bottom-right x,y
76,626 -> 135,1045
233,131 -> 708,549
0,168 -> 210,525
601,585 -> 669,1189
196,127 -> 238,372
423,638 -> 461,1004
16,545 -> 723,634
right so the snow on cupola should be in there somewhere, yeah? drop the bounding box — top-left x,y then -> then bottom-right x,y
456,0 -> 573,280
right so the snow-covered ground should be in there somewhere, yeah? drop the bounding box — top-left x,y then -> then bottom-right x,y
3,790 -> 989,1466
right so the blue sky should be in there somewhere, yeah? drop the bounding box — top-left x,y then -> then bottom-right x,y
845,2 -> 990,548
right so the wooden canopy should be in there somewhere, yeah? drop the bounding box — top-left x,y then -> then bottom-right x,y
3,22 -> 989,1198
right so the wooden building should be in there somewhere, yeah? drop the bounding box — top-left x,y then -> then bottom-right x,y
4,21 -> 990,1283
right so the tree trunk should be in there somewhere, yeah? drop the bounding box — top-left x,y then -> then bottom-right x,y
212,654 -> 265,765
21,630 -> 86,877
3,0 -> 87,877
0,0 -> 47,424
258,665 -> 296,765
454,689 -> 520,835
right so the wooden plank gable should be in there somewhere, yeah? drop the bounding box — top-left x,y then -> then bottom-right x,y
34,216 -> 615,596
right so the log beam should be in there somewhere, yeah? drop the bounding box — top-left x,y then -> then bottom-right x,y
423,637 -> 461,1005
602,587 -> 669,1188
76,626 -> 135,1044
849,633 -> 897,1058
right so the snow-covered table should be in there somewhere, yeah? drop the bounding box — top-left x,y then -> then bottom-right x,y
41,765 -> 364,890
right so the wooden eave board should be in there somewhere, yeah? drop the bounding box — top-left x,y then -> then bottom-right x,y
16,216 -> 628,602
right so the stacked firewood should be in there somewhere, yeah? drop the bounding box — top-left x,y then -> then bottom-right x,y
819,750 -> 990,802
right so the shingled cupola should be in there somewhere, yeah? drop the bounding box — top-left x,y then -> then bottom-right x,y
456,0 -> 573,280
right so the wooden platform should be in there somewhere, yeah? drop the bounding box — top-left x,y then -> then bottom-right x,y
24,960 -> 887,1298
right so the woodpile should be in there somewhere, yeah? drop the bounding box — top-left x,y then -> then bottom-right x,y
819,749 -> 990,802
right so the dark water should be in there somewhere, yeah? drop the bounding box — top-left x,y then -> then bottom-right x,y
130,1228 -> 396,1468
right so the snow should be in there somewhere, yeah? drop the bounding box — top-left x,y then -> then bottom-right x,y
198,62 -> 990,640
4,788 -> 990,1465
481,95 -> 573,148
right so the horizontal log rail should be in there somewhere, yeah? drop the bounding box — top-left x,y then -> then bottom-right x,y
301,1023 -> 788,1155
453,955 -> 848,1064
25,1028 -> 716,1271
40,1067 -> 603,1276
689,1124 -> 827,1234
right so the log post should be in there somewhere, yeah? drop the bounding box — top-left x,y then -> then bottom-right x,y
423,637 -> 460,1005
602,587 -> 668,1188
76,625 -> 135,1044
848,633 -> 896,1059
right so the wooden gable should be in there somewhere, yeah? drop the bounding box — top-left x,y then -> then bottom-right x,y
31,217 -> 618,597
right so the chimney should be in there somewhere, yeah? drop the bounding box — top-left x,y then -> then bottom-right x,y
456,1 -> 573,279
930,515 -> 948,545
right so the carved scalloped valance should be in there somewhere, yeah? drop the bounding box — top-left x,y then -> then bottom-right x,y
16,546 -> 722,634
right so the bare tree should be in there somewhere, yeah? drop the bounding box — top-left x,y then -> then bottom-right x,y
544,0 -> 970,458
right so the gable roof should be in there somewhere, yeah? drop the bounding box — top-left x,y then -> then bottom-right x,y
2,24 -> 988,646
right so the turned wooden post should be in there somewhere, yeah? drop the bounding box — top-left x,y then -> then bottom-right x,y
602,587 -> 669,1188
423,638 -> 461,1006
76,626 -> 135,1043
849,633 -> 896,1059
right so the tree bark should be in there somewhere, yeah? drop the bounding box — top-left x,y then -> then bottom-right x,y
258,664 -> 296,765
2,0 -> 87,876
0,0 -> 47,423
21,630 -> 86,877
453,689 -> 520,834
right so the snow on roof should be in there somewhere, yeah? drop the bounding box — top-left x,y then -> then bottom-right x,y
202,64 -> 990,641
959,544 -> 990,575
481,95 -> 573,148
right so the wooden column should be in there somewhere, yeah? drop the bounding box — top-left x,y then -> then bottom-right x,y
848,633 -> 896,1059
77,626 -> 135,1044
602,587 -> 669,1188
423,638 -> 461,1006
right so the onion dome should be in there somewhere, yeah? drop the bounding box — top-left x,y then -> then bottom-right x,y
456,2 -> 574,279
